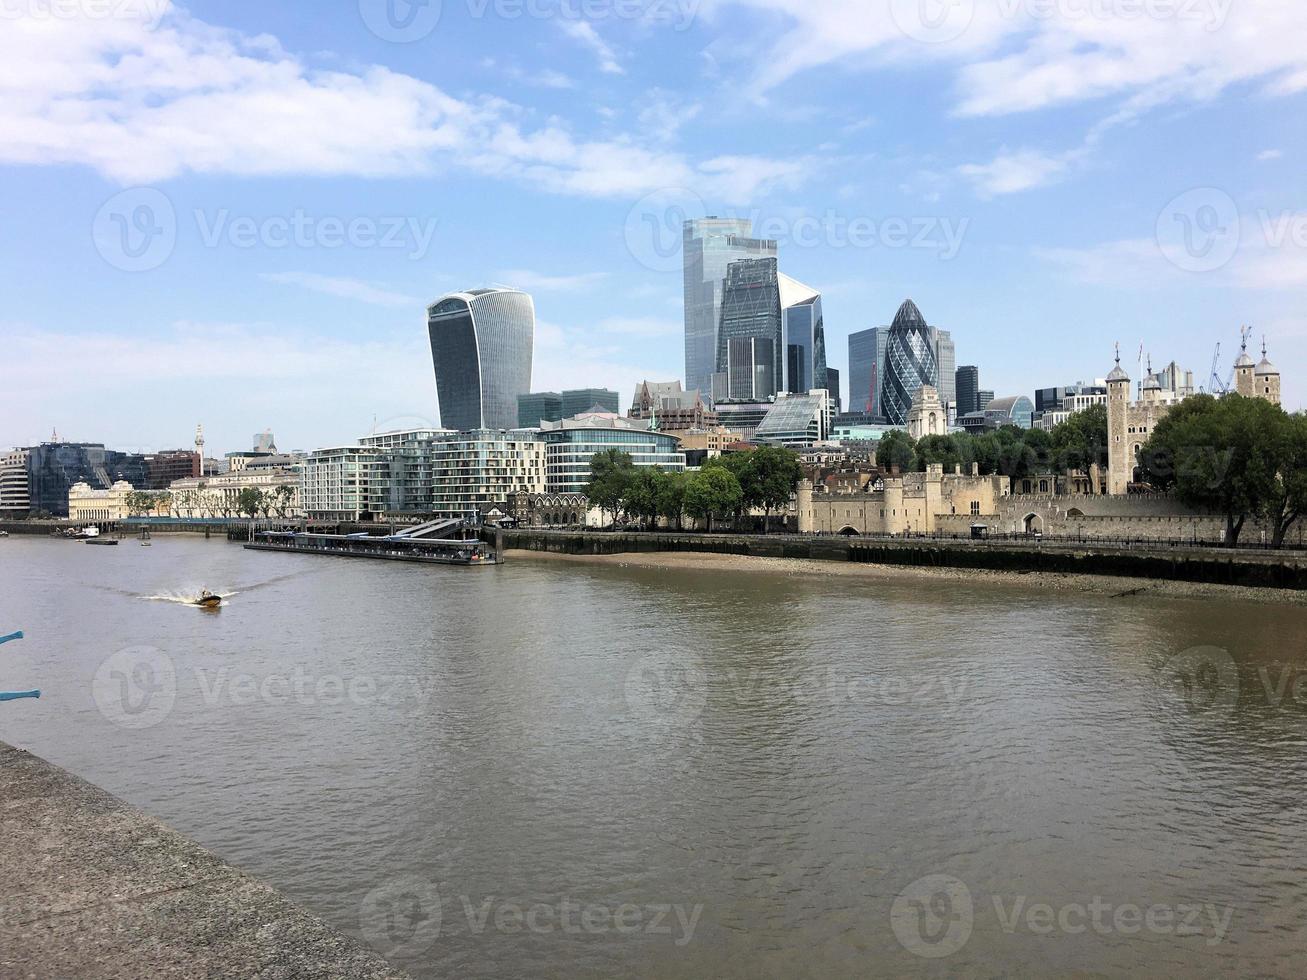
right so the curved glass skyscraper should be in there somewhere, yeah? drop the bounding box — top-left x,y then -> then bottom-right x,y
427,288 -> 534,432
882,299 -> 939,426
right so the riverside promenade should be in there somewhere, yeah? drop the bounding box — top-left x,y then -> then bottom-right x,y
0,742 -> 408,980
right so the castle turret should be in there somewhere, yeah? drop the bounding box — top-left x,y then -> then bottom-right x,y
1255,339 -> 1281,406
1233,331 -> 1256,397
1106,345 -> 1132,496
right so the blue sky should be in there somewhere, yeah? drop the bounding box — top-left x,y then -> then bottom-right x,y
2,0 -> 1304,454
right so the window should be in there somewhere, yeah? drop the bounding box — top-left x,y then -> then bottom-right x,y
970,501 -> 980,516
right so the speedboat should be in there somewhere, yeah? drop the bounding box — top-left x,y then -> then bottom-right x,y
195,591 -> 222,608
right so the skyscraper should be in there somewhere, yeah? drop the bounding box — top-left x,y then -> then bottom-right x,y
683,218 -> 777,397
717,258 -> 783,401
427,287 -> 535,432
882,299 -> 939,426
560,388 -> 620,418
848,327 -> 888,417
778,273 -> 827,395
956,366 -> 980,417
935,329 -> 956,410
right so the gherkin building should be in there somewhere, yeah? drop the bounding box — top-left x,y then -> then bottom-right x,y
881,299 -> 938,425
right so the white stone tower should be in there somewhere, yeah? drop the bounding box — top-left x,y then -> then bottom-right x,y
1256,340 -> 1281,406
1233,332 -> 1256,397
1106,345 -> 1133,496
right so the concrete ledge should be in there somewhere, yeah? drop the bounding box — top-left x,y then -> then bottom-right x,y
0,742 -> 409,980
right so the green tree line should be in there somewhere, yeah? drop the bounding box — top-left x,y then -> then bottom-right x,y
874,403 -> 1110,480
585,446 -> 803,533
1139,395 -> 1307,547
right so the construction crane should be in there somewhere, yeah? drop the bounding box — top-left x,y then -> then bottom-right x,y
1206,342 -> 1224,395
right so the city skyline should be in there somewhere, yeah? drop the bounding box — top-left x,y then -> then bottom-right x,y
2,2 -> 1306,453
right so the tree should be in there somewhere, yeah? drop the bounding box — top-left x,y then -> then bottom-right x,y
744,446 -> 802,532
623,468 -> 665,529
235,487 -> 265,519
875,430 -> 916,474
155,492 -> 173,518
656,471 -> 688,530
1050,403 -> 1109,474
915,435 -> 962,473
703,453 -> 753,530
1260,412 -> 1307,548
271,484 -> 296,518
585,449 -> 635,527
683,467 -> 743,533
1140,394 -> 1280,546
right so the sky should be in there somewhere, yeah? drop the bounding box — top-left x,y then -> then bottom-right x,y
1,0 -> 1304,455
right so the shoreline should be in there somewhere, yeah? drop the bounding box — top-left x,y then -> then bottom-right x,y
509,548 -> 1307,606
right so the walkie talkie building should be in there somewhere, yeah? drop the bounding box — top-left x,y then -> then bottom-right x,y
427,288 -> 535,432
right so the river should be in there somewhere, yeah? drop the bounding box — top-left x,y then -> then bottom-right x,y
2,534 -> 1305,977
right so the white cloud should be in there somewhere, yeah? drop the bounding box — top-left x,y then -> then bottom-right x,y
497,270 -> 609,292
1257,149 -> 1283,162
260,272 -> 419,307
595,316 -> 681,338
558,21 -> 624,75
0,4 -> 797,202
958,148 -> 1073,197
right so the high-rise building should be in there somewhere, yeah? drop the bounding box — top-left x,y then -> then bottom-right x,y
717,258 -> 783,401
826,367 -> 842,414
882,299 -> 939,426
25,442 -> 149,518
518,392 -> 564,428
778,273 -> 827,395
956,366 -> 981,417
0,449 -> 31,518
683,218 -> 777,397
935,329 -> 956,411
848,327 -> 888,418
560,388 -> 620,418
427,287 -> 535,432
978,389 -> 995,409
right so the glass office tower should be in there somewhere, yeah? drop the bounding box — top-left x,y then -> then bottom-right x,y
848,326 -> 888,418
717,258 -> 783,401
683,218 -> 777,398
882,299 -> 939,426
935,329 -> 956,411
778,273 -> 828,396
956,366 -> 981,417
427,287 -> 534,432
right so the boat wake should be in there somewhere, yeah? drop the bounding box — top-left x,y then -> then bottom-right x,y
139,590 -> 239,606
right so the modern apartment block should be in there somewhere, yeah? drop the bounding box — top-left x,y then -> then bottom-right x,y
300,445 -> 395,522
0,449 -> 31,517
429,430 -> 548,519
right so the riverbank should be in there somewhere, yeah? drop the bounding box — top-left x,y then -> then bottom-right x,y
0,742 -> 408,980
512,549 -> 1307,605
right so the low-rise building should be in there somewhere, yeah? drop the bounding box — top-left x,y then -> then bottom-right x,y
797,464 -> 1010,535
540,414 -> 686,494
169,464 -> 302,518
68,480 -> 134,523
629,381 -> 718,431
754,390 -> 833,448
